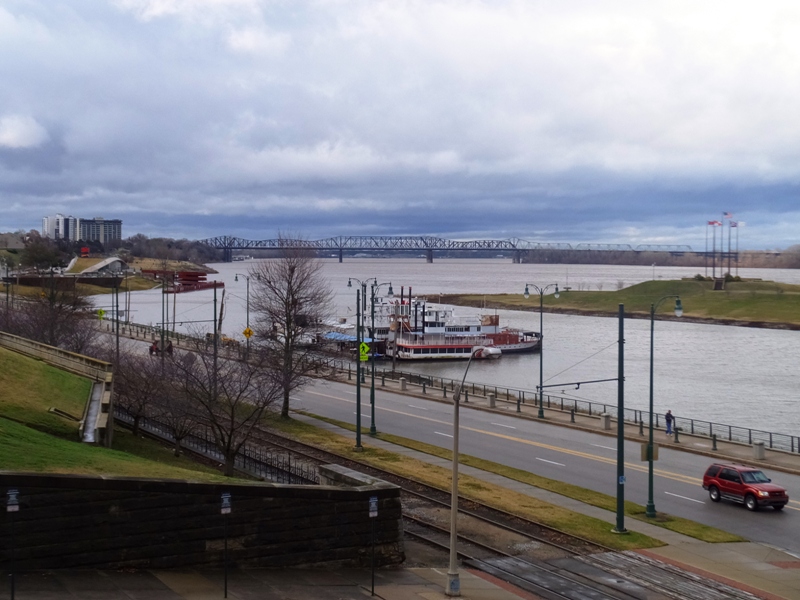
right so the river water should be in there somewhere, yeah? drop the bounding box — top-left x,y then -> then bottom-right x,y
112,259 -> 800,436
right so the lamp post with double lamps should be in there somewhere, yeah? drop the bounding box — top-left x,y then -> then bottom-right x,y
234,273 -> 252,356
368,280 -> 393,435
446,345 -> 486,597
645,295 -> 683,518
347,278 -> 369,451
523,283 -> 559,417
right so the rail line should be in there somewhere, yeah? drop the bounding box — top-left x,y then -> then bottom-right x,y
116,414 -> 763,600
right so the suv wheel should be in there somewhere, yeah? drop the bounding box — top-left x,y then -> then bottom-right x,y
745,494 -> 759,511
708,486 -> 721,502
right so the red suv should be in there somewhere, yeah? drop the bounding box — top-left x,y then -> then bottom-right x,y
702,463 -> 788,511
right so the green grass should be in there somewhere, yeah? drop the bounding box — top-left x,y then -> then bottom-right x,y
0,417 -> 234,481
441,279 -> 800,325
292,412 -> 743,545
0,347 -> 247,482
0,347 -> 92,437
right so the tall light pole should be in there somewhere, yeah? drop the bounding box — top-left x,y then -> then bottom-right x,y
523,283 -> 559,417
645,295 -> 683,518
347,278 -> 368,451
446,346 -> 486,597
234,273 -> 251,356
369,280 -> 393,435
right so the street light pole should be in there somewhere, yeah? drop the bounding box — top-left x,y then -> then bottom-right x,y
235,274 -> 251,357
523,283 -> 559,417
369,281 -> 393,436
446,346 -> 485,597
646,295 -> 683,518
348,278 -> 368,451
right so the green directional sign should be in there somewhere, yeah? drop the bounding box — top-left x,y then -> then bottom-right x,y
359,342 -> 370,362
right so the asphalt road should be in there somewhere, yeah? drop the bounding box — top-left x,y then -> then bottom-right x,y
294,378 -> 800,555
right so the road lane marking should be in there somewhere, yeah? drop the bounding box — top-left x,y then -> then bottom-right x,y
435,432 -> 453,438
536,458 -> 566,467
591,444 -> 616,451
665,492 -> 705,504
492,423 -> 516,429
303,389 -> 703,485
408,405 -> 429,410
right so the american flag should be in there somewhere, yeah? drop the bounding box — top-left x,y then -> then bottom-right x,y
723,212 -> 733,219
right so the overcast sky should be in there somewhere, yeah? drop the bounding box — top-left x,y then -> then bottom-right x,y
2,1 -> 800,250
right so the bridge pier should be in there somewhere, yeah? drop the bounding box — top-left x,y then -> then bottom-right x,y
339,248 -> 343,263
513,251 -> 522,264
223,247 -> 233,263
426,249 -> 433,263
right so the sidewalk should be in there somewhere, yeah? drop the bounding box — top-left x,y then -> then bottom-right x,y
10,566 -> 537,600
352,372 -> 800,476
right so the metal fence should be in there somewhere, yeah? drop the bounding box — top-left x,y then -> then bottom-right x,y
115,408 -> 319,484
108,325 -> 800,456
317,357 -> 800,455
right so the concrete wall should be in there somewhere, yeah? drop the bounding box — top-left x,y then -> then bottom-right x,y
0,471 -> 404,570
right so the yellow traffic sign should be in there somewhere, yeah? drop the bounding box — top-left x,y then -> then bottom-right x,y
97,309 -> 106,321
243,327 -> 253,339
359,342 -> 370,361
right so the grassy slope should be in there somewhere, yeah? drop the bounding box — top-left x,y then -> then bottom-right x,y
443,279 -> 800,325
0,347 -> 236,482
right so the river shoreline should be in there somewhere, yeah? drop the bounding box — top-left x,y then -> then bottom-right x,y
437,294 -> 800,331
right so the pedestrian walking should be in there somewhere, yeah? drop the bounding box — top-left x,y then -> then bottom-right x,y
665,410 -> 674,436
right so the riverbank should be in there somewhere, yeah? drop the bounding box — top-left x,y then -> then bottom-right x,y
438,278 -> 800,330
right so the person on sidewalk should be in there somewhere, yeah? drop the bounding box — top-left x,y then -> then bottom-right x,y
665,410 -> 674,436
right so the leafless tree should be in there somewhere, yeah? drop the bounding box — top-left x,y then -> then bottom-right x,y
113,347 -> 167,437
156,357 -> 202,457
249,239 -> 333,418
1,276 -> 99,354
169,343 -> 282,476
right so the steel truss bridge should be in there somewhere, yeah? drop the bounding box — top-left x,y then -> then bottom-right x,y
199,235 -> 727,263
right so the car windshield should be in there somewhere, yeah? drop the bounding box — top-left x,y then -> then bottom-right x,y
741,470 -> 770,483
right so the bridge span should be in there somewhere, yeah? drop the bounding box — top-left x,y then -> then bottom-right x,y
199,235 -> 722,263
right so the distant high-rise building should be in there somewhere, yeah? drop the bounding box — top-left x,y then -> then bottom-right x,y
78,217 -> 122,244
42,214 -> 79,241
42,214 -> 122,244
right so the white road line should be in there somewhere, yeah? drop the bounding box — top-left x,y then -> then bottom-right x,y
408,405 -> 429,410
491,423 -> 516,429
591,444 -> 616,451
535,458 -> 566,467
435,431 -> 453,438
665,492 -> 705,504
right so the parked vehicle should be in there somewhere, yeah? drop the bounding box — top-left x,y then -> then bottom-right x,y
702,463 -> 788,511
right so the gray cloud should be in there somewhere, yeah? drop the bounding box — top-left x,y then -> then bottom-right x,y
2,0 -> 800,248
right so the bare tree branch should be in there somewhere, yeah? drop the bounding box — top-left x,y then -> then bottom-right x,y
249,237 -> 333,418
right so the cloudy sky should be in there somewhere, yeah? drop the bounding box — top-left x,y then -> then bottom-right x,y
2,1 -> 800,250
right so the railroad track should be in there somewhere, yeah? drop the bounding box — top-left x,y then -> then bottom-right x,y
249,428 -> 762,600
117,416 -> 762,600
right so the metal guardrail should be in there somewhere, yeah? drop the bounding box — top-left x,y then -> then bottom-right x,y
115,408 -> 319,484
108,324 -> 800,455
315,357 -> 800,455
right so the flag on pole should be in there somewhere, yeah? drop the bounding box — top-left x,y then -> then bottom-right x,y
707,220 -> 722,226
730,221 -> 738,227
723,212 -> 733,218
